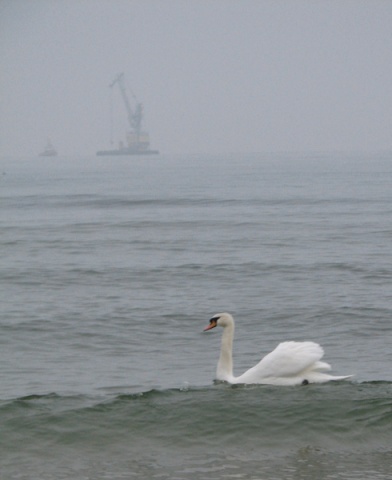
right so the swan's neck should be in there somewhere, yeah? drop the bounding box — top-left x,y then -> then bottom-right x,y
217,324 -> 234,382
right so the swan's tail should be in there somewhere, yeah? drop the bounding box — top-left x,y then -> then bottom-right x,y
326,374 -> 353,381
305,372 -> 353,383
305,361 -> 353,383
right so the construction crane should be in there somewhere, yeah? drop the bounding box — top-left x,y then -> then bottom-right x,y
110,72 -> 143,134
96,73 -> 158,156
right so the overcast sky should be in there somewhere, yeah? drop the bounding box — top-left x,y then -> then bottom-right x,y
1,0 -> 391,157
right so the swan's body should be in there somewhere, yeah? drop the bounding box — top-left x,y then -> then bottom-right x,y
204,313 -> 352,386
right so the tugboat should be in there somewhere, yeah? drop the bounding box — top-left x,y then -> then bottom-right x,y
97,73 -> 159,156
39,139 -> 57,157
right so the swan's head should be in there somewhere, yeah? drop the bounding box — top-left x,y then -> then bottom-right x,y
204,313 -> 234,331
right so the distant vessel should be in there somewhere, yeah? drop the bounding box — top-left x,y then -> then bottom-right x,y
97,73 -> 159,156
39,140 -> 57,157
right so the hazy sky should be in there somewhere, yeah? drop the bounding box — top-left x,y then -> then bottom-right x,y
1,0 -> 391,156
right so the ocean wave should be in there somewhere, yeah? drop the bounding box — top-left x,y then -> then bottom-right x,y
5,192 -> 385,211
1,382 -> 391,456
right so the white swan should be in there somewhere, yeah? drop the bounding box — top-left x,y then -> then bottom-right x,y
204,313 -> 352,385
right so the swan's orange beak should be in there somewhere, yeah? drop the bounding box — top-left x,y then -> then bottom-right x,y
203,318 -> 218,331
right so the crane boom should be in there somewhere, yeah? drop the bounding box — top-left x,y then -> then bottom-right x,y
110,73 -> 142,133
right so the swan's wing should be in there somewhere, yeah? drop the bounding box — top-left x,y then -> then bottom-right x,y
237,341 -> 325,382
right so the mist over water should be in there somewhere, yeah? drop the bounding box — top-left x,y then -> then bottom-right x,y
1,1 -> 392,156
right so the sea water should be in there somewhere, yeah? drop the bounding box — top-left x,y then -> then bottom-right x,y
1,152 -> 391,479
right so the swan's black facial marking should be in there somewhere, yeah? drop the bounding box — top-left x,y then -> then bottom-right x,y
208,317 -> 219,328
302,379 -> 309,386
203,316 -> 219,331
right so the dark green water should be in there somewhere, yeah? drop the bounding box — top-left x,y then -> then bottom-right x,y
1,382 -> 391,479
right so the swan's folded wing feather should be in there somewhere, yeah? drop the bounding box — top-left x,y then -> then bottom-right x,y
238,341 -> 324,382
